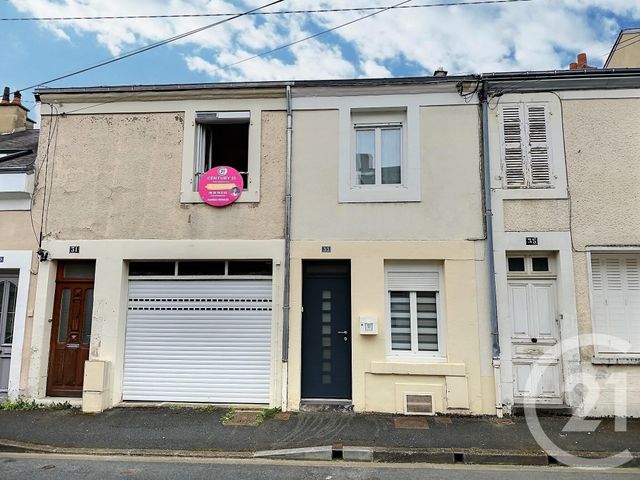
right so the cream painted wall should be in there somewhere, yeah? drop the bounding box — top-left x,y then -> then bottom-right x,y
0,199 -> 39,397
287,240 -> 495,415
39,111 -> 286,241
290,106 -> 483,241
503,199 -> 570,232
563,99 -> 640,251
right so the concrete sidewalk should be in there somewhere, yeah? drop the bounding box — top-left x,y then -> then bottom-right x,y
1,407 -> 639,466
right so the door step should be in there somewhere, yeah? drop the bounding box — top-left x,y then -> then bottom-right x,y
300,399 -> 353,412
511,404 -> 574,416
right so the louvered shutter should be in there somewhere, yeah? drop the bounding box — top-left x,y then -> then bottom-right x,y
525,104 -> 551,186
591,255 -> 640,353
500,105 -> 526,187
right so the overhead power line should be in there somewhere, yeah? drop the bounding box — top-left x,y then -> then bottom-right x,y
18,0 -> 534,93
1,0 -> 533,22
16,0 -> 285,93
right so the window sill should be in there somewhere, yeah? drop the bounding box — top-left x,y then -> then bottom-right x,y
180,190 -> 260,204
339,185 -> 421,203
369,360 -> 465,377
498,186 -> 568,200
592,355 -> 640,365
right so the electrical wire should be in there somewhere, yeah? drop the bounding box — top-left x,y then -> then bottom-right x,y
222,0 -> 415,72
1,0 -> 534,21
15,0 -> 285,94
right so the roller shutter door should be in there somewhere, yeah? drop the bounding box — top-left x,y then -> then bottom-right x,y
123,279 -> 272,403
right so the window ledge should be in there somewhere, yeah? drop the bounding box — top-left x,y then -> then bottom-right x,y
498,187 -> 568,200
592,356 -> 640,365
369,360 -> 465,377
180,190 -> 259,204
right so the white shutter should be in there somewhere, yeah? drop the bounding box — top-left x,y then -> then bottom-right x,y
591,255 -> 640,353
500,105 -> 526,187
123,279 -> 272,403
525,104 -> 551,186
387,271 -> 439,291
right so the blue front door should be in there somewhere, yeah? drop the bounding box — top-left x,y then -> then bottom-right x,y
301,261 -> 352,399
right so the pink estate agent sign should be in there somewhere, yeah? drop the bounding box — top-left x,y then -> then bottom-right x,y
198,166 -> 244,207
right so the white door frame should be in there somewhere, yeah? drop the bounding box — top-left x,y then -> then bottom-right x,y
494,232 -> 581,412
0,250 -> 32,399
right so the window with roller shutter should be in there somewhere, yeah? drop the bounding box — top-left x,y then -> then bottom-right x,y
590,254 -> 640,354
499,103 -> 552,188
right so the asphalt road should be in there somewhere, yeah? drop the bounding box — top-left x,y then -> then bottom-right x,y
2,454 -> 639,480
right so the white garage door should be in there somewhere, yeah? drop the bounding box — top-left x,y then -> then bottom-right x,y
123,279 -> 272,403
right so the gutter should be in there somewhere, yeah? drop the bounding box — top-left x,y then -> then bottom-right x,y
480,81 -> 502,416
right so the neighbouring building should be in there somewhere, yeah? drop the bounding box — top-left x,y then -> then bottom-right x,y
484,65 -> 640,416
0,86 -> 38,399
605,28 -> 640,68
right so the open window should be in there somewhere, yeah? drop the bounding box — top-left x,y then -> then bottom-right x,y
194,111 -> 250,189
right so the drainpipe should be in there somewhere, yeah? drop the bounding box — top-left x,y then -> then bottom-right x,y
480,80 -> 503,417
281,84 -> 293,409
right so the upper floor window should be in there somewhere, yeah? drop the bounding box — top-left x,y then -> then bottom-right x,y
195,111 -> 250,190
499,103 -> 552,189
354,121 -> 402,186
339,108 -> 420,203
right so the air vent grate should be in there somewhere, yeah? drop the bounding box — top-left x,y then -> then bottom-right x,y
404,393 -> 434,415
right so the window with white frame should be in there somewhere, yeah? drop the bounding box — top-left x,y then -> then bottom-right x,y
194,111 -> 250,191
354,121 -> 402,186
339,108 -> 420,203
590,254 -> 640,354
386,263 -> 443,356
499,103 -> 553,188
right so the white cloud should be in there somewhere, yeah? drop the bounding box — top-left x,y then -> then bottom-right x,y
8,0 -> 640,83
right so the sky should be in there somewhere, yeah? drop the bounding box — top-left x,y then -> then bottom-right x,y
1,0 -> 639,109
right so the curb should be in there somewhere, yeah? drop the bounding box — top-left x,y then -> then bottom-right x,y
0,439 -> 251,459
1,440 -> 638,468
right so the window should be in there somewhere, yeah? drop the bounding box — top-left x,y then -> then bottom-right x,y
195,112 -> 250,189
355,124 -> 402,186
499,103 -> 552,188
507,255 -> 553,275
386,263 -> 443,356
181,107 -> 263,204
590,254 -> 640,354
339,108 -> 420,203
128,260 -> 272,277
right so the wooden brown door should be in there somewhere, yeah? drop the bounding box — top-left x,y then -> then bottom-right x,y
47,261 -> 95,397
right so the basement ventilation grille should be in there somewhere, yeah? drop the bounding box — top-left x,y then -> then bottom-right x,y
404,393 -> 434,415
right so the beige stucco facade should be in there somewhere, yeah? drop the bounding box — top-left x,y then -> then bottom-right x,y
286,88 -> 495,415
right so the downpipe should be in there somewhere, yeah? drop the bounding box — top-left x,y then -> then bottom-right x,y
480,81 -> 503,417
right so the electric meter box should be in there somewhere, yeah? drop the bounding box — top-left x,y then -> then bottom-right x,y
359,315 -> 378,335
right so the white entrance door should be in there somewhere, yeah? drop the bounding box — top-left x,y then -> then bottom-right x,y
0,275 -> 19,394
508,280 -> 563,404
